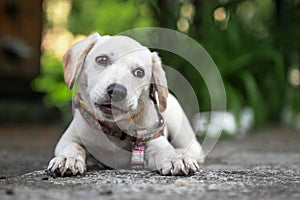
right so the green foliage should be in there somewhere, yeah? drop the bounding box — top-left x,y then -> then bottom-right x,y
158,0 -> 286,127
202,21 -> 285,125
68,0 -> 156,35
198,1 -> 288,126
32,52 -> 72,109
33,0 -> 299,128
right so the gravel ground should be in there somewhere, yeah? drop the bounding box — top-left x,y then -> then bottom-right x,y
0,126 -> 299,200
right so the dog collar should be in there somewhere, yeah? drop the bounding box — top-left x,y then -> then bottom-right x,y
74,93 -> 165,169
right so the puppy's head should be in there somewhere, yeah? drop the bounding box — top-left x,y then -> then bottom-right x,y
63,33 -> 168,122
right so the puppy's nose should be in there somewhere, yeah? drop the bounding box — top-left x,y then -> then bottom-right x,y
107,83 -> 127,102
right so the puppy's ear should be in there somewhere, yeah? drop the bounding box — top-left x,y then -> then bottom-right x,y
151,52 -> 168,112
63,32 -> 99,90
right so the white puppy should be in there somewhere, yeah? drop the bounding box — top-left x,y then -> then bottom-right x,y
48,33 -> 205,176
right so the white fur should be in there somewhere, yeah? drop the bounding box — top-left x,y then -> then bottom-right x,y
48,33 -> 205,176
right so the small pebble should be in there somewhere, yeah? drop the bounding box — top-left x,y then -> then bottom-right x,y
6,188 -> 14,195
208,184 -> 218,191
175,179 -> 189,187
99,190 -> 113,196
41,176 -> 49,181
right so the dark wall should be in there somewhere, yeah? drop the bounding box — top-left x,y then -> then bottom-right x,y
0,0 -> 60,124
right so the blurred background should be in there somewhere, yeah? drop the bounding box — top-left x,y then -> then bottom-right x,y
0,0 -> 299,135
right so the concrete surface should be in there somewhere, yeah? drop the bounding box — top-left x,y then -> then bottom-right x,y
0,125 -> 299,200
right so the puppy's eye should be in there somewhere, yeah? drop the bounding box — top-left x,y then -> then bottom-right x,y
95,55 -> 109,66
133,68 -> 145,78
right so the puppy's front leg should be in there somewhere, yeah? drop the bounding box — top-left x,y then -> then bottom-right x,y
48,121 -> 86,176
145,136 -> 200,175
164,94 -> 205,163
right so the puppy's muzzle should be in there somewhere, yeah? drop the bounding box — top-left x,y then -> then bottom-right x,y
107,83 -> 127,102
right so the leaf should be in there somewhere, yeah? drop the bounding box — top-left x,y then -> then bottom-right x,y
240,71 -> 267,126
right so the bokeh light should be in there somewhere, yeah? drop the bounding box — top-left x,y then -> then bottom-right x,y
214,7 -> 227,22
177,17 -> 190,33
42,0 -> 85,59
44,0 -> 71,26
289,67 -> 300,87
213,7 -> 229,30
180,3 -> 195,19
237,1 -> 255,22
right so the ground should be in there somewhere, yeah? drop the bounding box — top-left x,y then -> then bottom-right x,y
0,125 -> 299,200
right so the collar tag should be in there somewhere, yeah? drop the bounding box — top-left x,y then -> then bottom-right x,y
131,140 -> 145,169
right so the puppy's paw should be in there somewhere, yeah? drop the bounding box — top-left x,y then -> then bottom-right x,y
159,155 -> 200,176
47,156 -> 86,177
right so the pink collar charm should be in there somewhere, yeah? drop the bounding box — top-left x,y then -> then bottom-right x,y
130,123 -> 163,169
